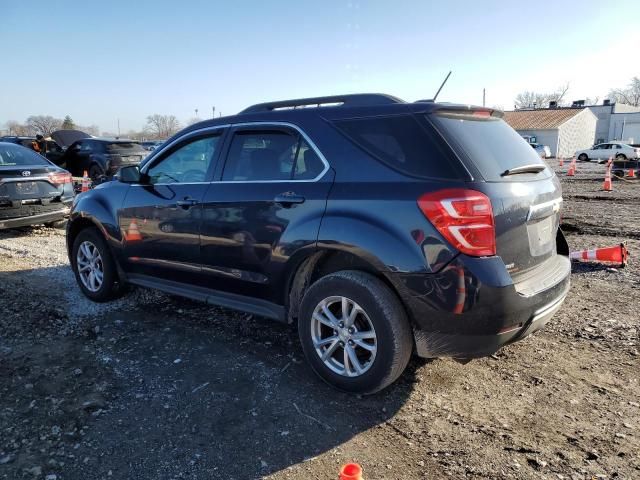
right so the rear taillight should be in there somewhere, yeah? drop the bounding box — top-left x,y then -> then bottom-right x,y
48,172 -> 72,186
418,189 -> 496,257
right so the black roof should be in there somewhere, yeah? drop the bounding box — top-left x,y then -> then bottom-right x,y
182,93 -> 497,136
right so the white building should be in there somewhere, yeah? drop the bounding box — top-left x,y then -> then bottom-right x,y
587,101 -> 640,144
503,108 -> 597,157
609,112 -> 640,144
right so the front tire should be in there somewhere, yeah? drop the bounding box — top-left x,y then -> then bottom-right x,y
71,227 -> 124,302
298,270 -> 413,394
578,153 -> 588,162
616,154 -> 627,161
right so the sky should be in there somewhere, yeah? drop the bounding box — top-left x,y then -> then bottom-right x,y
1,0 -> 638,134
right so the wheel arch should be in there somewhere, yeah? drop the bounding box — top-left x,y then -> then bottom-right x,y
284,248 -> 411,326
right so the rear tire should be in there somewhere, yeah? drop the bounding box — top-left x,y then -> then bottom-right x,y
298,270 -> 413,394
71,227 -> 125,302
616,154 -> 627,161
578,153 -> 588,162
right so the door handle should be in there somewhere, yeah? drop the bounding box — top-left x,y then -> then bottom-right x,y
176,198 -> 199,209
274,192 -> 305,206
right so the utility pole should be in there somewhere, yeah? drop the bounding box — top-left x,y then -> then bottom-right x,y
117,118 -> 120,138
195,108 -> 199,118
482,88 -> 486,107
212,106 -> 215,118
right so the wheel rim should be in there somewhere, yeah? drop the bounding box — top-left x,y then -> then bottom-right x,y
310,296 -> 377,377
76,240 -> 104,292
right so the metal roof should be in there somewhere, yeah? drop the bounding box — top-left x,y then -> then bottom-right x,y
503,108 -> 585,130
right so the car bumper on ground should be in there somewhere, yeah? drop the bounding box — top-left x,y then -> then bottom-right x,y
387,254 -> 571,359
0,207 -> 70,229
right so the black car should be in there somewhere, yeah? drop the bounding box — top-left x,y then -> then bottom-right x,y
0,136 -> 65,165
57,138 -> 148,182
0,142 -> 74,229
66,94 -> 570,394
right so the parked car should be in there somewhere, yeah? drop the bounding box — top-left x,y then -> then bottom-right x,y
0,136 -> 66,165
0,142 -> 74,229
575,142 -> 640,162
530,143 -> 551,158
140,140 -> 164,151
66,94 -> 570,394
55,137 -> 148,182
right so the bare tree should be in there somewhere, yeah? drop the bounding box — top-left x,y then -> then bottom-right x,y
5,120 -> 32,136
144,114 -> 181,139
607,76 -> 640,106
26,115 -> 62,136
514,83 -> 570,109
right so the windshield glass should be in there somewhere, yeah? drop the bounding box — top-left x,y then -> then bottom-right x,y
431,112 -> 547,181
0,143 -> 50,166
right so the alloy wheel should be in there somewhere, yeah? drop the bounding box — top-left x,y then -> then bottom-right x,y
76,240 -> 104,292
310,296 -> 377,377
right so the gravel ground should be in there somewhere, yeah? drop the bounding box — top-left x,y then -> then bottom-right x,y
0,167 -> 639,480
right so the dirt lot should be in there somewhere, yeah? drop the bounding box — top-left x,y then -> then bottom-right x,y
1,160 -> 639,480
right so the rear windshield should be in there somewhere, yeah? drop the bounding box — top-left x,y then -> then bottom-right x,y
431,112 -> 547,181
333,114 -> 463,179
105,142 -> 146,153
0,143 -> 49,166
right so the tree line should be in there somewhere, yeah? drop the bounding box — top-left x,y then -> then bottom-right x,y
514,76 -> 640,109
3,114 -> 186,140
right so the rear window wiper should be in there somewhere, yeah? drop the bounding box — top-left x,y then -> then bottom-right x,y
501,164 -> 546,176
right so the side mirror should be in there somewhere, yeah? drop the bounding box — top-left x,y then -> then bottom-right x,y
116,165 -> 146,184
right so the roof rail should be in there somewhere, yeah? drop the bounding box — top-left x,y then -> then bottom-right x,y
239,93 -> 404,114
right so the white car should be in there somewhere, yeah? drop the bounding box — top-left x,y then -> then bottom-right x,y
530,143 -> 551,158
575,142 -> 640,162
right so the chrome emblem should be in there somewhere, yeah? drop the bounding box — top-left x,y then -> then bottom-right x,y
21,171 -> 31,177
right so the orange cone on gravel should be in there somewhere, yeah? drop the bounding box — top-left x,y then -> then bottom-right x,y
559,157 -> 564,167
570,243 -> 629,268
340,463 -> 363,480
603,162 -> 613,191
628,168 -> 636,178
567,159 -> 575,176
125,219 -> 142,242
81,170 -> 90,192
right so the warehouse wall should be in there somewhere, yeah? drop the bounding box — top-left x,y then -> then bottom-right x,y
515,129 -> 559,156
557,109 -> 597,157
609,112 -> 640,144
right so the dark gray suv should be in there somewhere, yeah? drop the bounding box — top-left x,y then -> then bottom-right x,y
66,94 -> 570,394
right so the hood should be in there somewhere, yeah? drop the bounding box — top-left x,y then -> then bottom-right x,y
51,130 -> 92,148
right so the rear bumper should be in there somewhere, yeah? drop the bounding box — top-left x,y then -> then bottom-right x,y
387,253 -> 571,359
0,207 -> 70,229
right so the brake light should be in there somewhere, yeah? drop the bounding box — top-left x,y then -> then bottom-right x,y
48,172 -> 72,186
418,189 -> 496,257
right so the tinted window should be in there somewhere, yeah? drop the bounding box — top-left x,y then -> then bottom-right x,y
333,114 -> 461,179
431,112 -> 547,181
0,143 -> 49,166
147,135 -> 220,184
222,130 -> 323,181
105,142 -> 146,153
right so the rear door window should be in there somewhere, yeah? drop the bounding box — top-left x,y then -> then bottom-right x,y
332,114 -> 463,179
222,129 -> 325,181
431,111 -> 548,181
0,144 -> 50,166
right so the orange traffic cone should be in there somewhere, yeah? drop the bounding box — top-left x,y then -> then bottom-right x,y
567,159 -> 576,176
125,219 -> 142,242
340,463 -> 363,480
603,163 -> 612,191
570,243 -> 629,268
81,170 -> 90,192
628,168 -> 636,178
559,157 -> 564,167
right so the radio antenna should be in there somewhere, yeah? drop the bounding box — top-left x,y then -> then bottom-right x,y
432,71 -> 452,102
